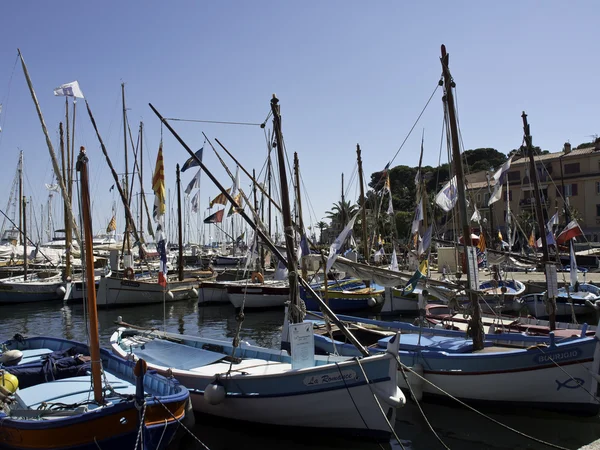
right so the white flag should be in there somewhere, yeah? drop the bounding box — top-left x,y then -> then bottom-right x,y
471,207 -> 481,223
435,176 -> 458,212
53,81 -> 84,99
326,210 -> 360,274
547,212 -> 559,229
411,199 -> 423,233
387,192 -> 394,215
488,157 -> 512,206
570,242 -> 578,287
45,183 -> 60,192
191,191 -> 199,213
185,169 -> 201,195
390,248 -> 399,271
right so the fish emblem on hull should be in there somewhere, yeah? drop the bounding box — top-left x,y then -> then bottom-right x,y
555,377 -> 585,390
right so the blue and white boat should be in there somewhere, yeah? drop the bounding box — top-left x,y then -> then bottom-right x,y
300,278 -> 384,312
522,283 -> 600,318
111,324 -> 404,440
0,335 -> 189,450
0,271 -> 66,304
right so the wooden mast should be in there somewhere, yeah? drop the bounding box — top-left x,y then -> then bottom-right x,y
76,147 -> 104,404
18,151 -> 23,245
440,44 -> 484,350
22,196 -> 27,281
121,83 -> 131,255
176,164 -> 184,281
294,152 -> 308,280
356,144 -> 369,260
522,112 -> 556,330
59,123 -> 71,278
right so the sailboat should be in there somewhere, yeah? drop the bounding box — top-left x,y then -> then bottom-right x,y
0,147 -> 190,450
301,46 -> 600,415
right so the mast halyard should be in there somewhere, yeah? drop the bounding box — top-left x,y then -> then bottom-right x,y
440,44 -> 485,350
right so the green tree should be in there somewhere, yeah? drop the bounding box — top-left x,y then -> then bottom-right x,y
326,200 -> 358,232
316,221 -> 328,244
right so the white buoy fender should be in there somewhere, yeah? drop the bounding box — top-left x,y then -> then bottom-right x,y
204,382 -> 226,405
190,288 -> 199,299
166,291 -> 174,301
56,285 -> 67,296
367,297 -> 377,307
0,350 -> 23,366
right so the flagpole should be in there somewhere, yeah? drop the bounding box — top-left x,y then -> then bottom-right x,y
150,101 -> 369,356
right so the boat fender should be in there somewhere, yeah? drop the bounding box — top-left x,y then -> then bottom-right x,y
0,350 -> 23,366
251,272 -> 264,284
124,267 -> 135,280
368,297 -> 377,307
56,285 -> 67,297
406,363 -> 424,401
190,288 -> 199,299
166,290 -> 174,301
204,381 -> 226,405
0,370 -> 19,393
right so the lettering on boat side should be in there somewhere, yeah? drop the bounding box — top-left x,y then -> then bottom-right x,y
120,280 -> 140,287
303,370 -> 358,386
534,348 -> 581,364
555,377 -> 585,390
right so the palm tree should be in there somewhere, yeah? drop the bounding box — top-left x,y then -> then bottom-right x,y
325,200 -> 358,233
316,221 -> 328,244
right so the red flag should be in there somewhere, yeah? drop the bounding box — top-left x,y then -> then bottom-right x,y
556,220 -> 583,245
204,209 -> 225,224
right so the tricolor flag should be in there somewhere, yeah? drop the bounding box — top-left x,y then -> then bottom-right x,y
152,143 -> 166,222
204,209 -> 225,224
156,231 -> 168,287
435,176 -> 458,212
53,81 -> 84,98
184,169 -> 201,195
209,189 -> 231,208
325,210 -> 360,274
181,148 -> 204,172
488,157 -> 513,206
556,219 -> 584,245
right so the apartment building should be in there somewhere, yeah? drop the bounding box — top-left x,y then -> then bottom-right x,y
464,143 -> 600,243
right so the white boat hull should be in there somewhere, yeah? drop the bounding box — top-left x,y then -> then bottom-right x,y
97,276 -> 197,307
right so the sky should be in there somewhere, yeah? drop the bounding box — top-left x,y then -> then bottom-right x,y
0,1 -> 598,243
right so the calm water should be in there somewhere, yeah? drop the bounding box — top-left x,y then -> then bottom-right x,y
2,298 -> 600,449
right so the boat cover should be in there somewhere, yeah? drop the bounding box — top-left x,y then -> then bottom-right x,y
134,338 -> 225,370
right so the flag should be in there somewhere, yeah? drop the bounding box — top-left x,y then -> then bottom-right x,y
477,233 -> 486,252
411,199 -> 423,234
209,188 -> 231,208
528,230 -> 536,248
181,147 -> 203,172
570,242 -> 578,287
390,248 -> 399,271
387,191 -> 394,215
471,207 -> 481,223
300,234 -> 310,257
204,209 -> 225,224
53,81 -> 84,98
185,169 -> 201,195
403,259 -> 428,295
45,183 -> 59,192
152,143 -> 166,221
106,215 -> 117,233
326,210 -> 360,274
498,230 -> 503,242
488,157 -> 513,206
556,220 -> 583,245
236,231 -> 246,244
156,234 -> 168,287
547,212 -> 559,229
435,176 -> 458,212
109,184 -> 115,192
191,191 -> 200,213
384,172 -> 391,192
227,193 -> 242,216
421,226 -> 433,255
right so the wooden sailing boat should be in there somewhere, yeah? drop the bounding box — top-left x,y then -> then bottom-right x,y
0,148 -> 189,450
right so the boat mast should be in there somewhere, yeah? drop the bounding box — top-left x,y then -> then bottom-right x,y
176,164 -> 184,281
121,83 -> 131,254
18,150 -> 23,245
22,196 -> 27,281
522,112 -> 556,330
440,44 -> 484,350
59,123 -> 72,278
356,144 -> 369,260
294,152 -> 307,280
76,147 -> 104,404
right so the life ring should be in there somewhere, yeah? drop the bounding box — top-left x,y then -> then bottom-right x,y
124,267 -> 135,280
251,272 -> 264,284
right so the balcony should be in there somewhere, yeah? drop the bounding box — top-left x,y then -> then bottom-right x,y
519,197 -> 548,207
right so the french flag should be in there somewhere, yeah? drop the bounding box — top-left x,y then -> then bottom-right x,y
556,220 -> 583,245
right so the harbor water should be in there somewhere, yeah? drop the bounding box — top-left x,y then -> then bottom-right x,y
2,298 -> 600,449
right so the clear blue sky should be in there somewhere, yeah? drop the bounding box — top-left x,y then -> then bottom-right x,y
0,1 -> 598,241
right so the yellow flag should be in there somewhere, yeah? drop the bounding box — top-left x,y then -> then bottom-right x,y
106,215 -> 116,233
477,233 -> 486,252
529,230 -> 536,248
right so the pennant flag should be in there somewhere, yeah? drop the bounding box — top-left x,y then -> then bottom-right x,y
156,233 -> 168,287
191,191 -> 200,213
570,242 -> 578,287
390,248 -> 399,271
477,233 -> 486,252
181,147 -> 204,172
106,215 -> 117,233
300,234 -> 310,257
411,199 -> 423,234
403,259 -> 428,295
109,184 -> 115,192
53,81 -> 84,98
209,188 -> 231,208
185,169 -> 201,195
547,212 -> 559,229
435,176 -> 458,212
152,143 -> 166,221
556,219 -> 584,245
421,226 -> 433,255
488,157 -> 513,206
528,230 -> 536,248
227,193 -> 242,216
204,209 -> 225,224
236,231 -> 246,244
326,210 -> 360,274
